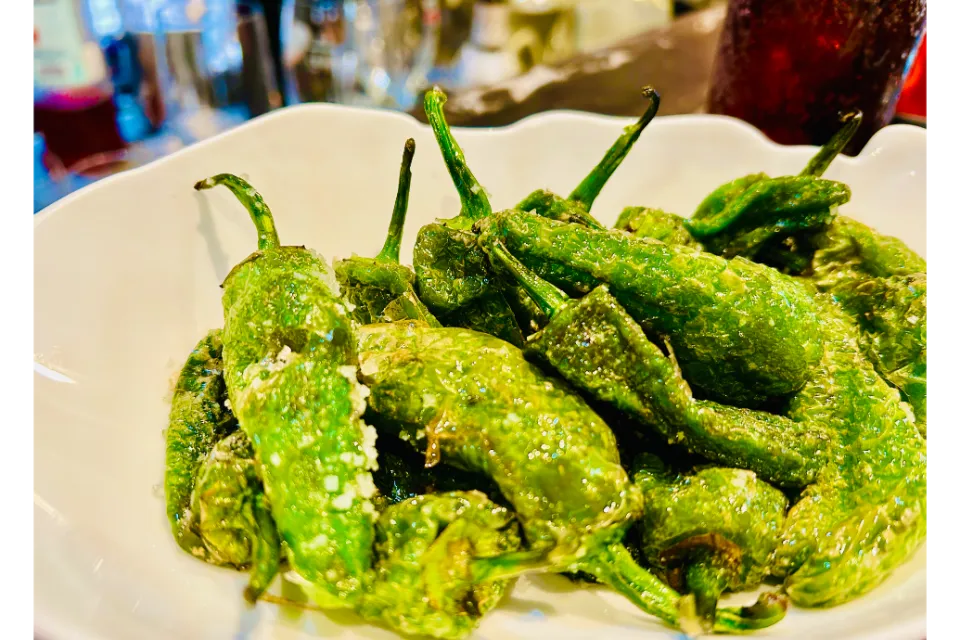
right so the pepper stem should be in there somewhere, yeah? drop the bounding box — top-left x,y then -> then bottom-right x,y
470,548 -> 554,583
485,240 -> 569,319
684,560 -> 727,630
568,87 -> 661,210
714,592 -> 789,632
195,174 -> 280,250
580,542 -> 686,630
799,110 -> 863,177
424,87 -> 492,223
243,492 -> 281,604
376,138 -> 416,263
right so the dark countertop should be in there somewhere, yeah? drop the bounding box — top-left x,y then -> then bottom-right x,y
408,5 -> 727,126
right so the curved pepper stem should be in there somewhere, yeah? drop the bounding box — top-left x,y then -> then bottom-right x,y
471,543 -> 688,630
424,87 -> 492,223
683,560 -> 728,630
799,110 -> 863,178
714,592 -> 789,632
470,548 -> 554,583
485,239 -> 569,319
581,543 -> 687,631
194,174 -> 280,250
376,138 -> 416,263
243,492 -> 282,604
568,86 -> 661,211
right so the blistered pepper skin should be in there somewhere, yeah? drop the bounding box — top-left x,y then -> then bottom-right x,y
685,175 -> 851,258
684,113 -> 861,262
522,285 -> 829,487
164,329 -> 237,560
190,430 -> 260,566
773,298 -> 925,607
357,323 -> 789,634
411,90 -> 526,343
197,175 -> 379,609
358,491 -> 522,639
632,461 -> 789,625
614,207 -> 703,249
635,462 -> 788,586
478,211 -> 825,407
335,140 -> 442,328
191,430 -> 282,602
357,323 -> 631,552
809,217 -> 927,430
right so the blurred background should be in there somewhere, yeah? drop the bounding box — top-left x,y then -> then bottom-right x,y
35,0 -> 926,212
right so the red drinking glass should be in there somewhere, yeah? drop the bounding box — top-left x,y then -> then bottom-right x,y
707,0 -> 926,154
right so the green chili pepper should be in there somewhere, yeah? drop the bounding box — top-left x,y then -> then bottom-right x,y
334,139 -> 442,328
684,176 -> 850,259
164,329 -> 237,560
515,87 -> 660,230
356,322 -> 787,634
631,455 -> 789,628
772,298 -> 925,607
854,273 -> 926,432
190,429 -> 282,603
681,113 -> 926,428
613,206 -> 704,249
684,112 -> 862,261
195,173 -> 379,609
483,240 -> 829,487
476,210 -> 826,408
808,217 -> 927,430
412,88 -> 525,345
358,491 -> 522,639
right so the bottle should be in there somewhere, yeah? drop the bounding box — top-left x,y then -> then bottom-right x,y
34,0 -> 128,176
507,0 -> 576,72
575,0 -> 671,53
292,0 -> 347,103
454,0 -> 519,88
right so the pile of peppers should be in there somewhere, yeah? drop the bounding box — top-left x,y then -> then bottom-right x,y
165,88 -> 926,639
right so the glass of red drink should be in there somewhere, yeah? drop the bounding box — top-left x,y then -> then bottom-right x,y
707,0 -> 926,154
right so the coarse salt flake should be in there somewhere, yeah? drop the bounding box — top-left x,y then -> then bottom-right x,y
324,475 -> 340,492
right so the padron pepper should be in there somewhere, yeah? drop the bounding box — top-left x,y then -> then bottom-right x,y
482,239 -> 829,487
195,174 -> 379,609
358,490 -> 522,639
191,430 -> 282,602
631,454 -> 789,627
771,297 -> 925,607
614,206 -> 704,249
807,218 -> 927,432
414,87 -> 660,342
475,210 -> 826,408
412,88 -> 525,345
334,138 -> 442,328
164,329 -> 282,602
610,115 -> 859,260
683,112 -> 860,262
356,321 -> 787,634
164,329 -> 236,560
515,87 -> 660,231
686,113 -> 927,431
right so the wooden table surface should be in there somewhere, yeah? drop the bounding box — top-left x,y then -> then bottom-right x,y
408,5 -> 727,127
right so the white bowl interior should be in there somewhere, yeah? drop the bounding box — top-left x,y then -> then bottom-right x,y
34,106 -> 926,640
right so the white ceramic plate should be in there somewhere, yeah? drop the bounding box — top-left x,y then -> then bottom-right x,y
34,106 -> 927,640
